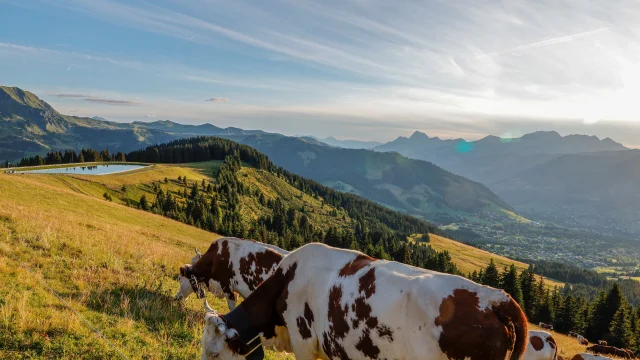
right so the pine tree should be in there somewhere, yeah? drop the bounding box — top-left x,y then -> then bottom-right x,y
520,266 -> 538,320
483,259 -> 500,288
609,306 -> 635,349
500,264 -> 523,306
556,295 -> 578,333
139,195 -> 150,211
402,245 -> 412,265
587,290 -> 609,341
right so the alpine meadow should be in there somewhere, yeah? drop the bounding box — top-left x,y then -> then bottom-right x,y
4,1 -> 640,359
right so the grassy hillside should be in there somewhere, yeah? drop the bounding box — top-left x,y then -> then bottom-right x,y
0,163 -> 590,358
0,170 -> 293,359
17,162 -> 353,235
411,234 -> 564,288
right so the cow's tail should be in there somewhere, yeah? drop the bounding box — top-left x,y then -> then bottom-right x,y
493,296 -> 528,360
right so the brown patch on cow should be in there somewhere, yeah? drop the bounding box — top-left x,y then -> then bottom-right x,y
435,289 -> 528,360
530,335 -> 544,351
322,332 -> 349,360
339,254 -> 376,277
304,302 -> 314,324
297,316 -> 312,340
546,335 -> 556,349
359,268 -> 376,298
570,355 -> 584,360
296,302 -> 315,340
328,285 -> 350,339
377,324 -> 393,341
239,249 -> 283,291
355,328 -> 380,359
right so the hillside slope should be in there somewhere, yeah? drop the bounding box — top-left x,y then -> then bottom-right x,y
0,170 -> 299,359
412,234 -> 563,288
215,134 -> 514,224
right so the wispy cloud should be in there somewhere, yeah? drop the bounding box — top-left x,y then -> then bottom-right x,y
51,93 -> 90,99
479,27 -> 610,58
84,98 -> 141,106
50,93 -> 141,106
205,97 -> 228,102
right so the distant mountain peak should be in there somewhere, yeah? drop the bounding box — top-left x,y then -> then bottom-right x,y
410,131 -> 429,140
91,116 -> 107,121
521,130 -> 562,140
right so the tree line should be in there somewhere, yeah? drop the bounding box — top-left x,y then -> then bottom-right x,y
17,149 -> 127,167
469,259 -> 639,351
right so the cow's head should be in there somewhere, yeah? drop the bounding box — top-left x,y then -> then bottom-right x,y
202,311 -> 244,360
175,264 -> 197,301
201,306 -> 263,360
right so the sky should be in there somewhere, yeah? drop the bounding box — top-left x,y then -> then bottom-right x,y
2,0 -> 640,146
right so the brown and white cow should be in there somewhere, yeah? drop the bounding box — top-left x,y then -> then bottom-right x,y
176,237 -> 289,310
539,322 -> 554,330
571,354 -> 613,360
587,344 -> 632,359
578,335 -> 589,345
524,330 -> 558,360
201,243 -> 529,360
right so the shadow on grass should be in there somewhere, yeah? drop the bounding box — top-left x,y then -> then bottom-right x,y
82,284 -> 217,339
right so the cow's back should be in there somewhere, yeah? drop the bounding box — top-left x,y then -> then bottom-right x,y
278,243 -> 522,360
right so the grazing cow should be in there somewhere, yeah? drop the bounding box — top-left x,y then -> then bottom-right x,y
578,335 -> 588,345
539,322 -> 554,330
571,354 -> 613,360
201,243 -> 529,360
524,330 -> 558,360
587,344 -> 631,359
568,331 -> 578,338
597,340 -> 607,346
175,237 -> 289,310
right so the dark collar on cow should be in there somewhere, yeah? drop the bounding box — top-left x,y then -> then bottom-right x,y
188,275 -> 206,299
222,305 -> 264,360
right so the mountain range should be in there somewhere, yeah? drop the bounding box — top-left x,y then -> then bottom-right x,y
0,86 -> 512,224
4,85 -> 640,236
375,130 -> 640,235
314,136 -> 382,149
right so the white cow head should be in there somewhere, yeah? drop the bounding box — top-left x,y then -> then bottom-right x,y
174,249 -> 203,301
174,268 -> 196,300
201,309 -> 244,360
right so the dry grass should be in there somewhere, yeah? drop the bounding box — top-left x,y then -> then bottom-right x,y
411,234 -> 564,288
0,172 -> 292,359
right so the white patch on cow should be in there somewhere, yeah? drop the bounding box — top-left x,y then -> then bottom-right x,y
524,330 -> 557,360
